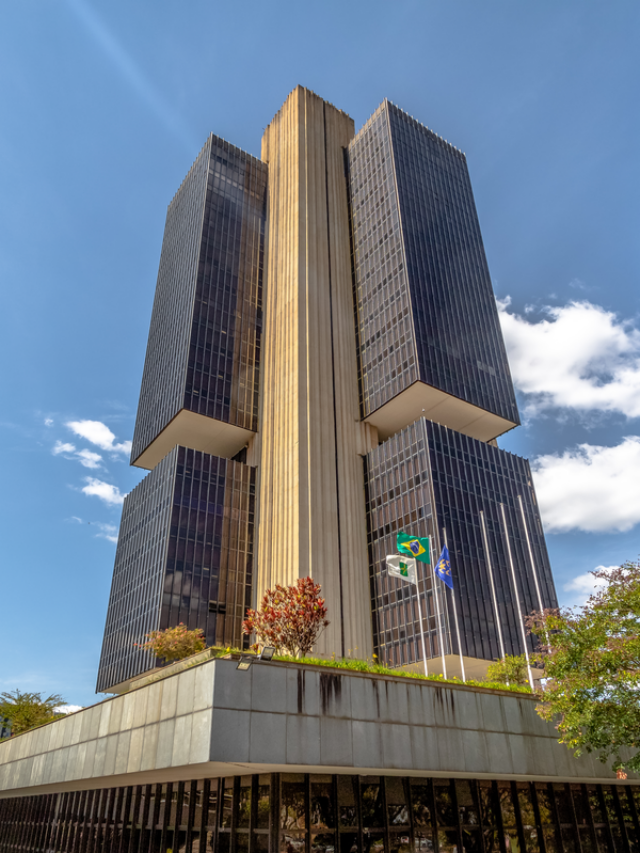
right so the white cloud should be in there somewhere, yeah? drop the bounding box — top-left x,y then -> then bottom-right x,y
532,436 -> 640,533
76,449 -> 103,469
497,298 -> 640,418
55,705 -> 83,715
52,441 -> 76,456
94,522 -> 118,543
66,516 -> 118,542
52,441 -> 103,469
562,566 -> 616,607
81,478 -> 126,506
66,420 -> 132,455
44,418 -> 54,427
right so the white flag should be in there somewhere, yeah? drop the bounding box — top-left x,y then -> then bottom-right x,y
386,554 -> 417,584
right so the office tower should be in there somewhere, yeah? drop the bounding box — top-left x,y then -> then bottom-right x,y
350,101 -> 556,675
2,88 -> 625,846
97,88 -> 556,694
96,135 -> 266,692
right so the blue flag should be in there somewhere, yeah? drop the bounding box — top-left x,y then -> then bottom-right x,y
435,546 -> 454,590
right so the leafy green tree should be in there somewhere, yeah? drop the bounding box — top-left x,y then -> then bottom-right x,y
0,690 -> 66,737
484,654 -> 530,687
136,623 -> 207,663
527,561 -> 640,776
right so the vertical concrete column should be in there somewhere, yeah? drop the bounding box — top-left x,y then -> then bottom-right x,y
258,87 -> 372,659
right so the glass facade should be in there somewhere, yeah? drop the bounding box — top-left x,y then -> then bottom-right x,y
97,446 -> 255,693
131,136 -> 267,464
365,421 -> 451,669
366,420 -> 556,669
427,421 -> 556,662
348,101 -> 519,426
2,773 -> 638,853
348,104 -> 418,418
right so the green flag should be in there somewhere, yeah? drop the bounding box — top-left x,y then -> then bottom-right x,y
397,531 -> 431,564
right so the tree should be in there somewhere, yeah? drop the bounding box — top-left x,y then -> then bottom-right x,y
527,561 -> 640,776
242,577 -> 329,658
0,690 -> 66,737
136,623 -> 206,663
484,654 -> 530,687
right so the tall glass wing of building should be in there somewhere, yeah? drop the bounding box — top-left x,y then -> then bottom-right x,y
349,101 -> 519,443
97,136 -> 266,693
365,420 -> 556,673
350,101 -> 556,676
131,135 -> 267,470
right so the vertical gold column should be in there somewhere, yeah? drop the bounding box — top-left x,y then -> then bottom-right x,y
258,87 -> 372,658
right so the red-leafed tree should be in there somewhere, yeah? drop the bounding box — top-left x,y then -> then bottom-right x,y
242,577 -> 329,658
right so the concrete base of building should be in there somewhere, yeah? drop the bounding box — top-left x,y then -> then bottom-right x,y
0,657 -> 636,850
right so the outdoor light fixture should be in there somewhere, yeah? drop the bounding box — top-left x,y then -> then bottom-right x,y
236,655 -> 254,671
260,646 -> 276,661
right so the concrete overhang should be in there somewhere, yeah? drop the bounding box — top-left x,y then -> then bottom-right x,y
0,658 -> 631,800
364,381 -> 518,443
132,409 -> 254,470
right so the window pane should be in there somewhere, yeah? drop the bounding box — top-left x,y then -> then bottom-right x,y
386,779 -> 409,827
282,779 -> 306,831
255,834 -> 270,853
338,777 -> 358,828
340,833 -> 360,853
543,828 -> 561,853
437,830 -> 460,853
363,832 -> 385,853
237,784 -> 251,829
311,782 -> 335,830
312,833 -> 337,853
411,785 -> 432,828
456,781 -> 480,827
553,786 -> 573,827
361,781 -> 384,829
389,833 -> 413,853
256,783 -> 271,830
535,787 -> 554,827
433,781 -> 455,827
221,780 -> 234,829
282,833 -> 307,853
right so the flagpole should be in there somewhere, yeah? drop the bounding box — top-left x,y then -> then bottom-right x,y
499,503 -> 534,690
479,510 -> 506,660
442,529 -> 466,683
517,495 -> 545,614
415,579 -> 429,677
430,535 -> 447,678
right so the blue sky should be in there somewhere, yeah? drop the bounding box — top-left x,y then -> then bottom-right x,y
1,1 -> 638,708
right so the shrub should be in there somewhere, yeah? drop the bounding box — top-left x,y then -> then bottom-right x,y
136,623 -> 206,663
484,654 -> 530,686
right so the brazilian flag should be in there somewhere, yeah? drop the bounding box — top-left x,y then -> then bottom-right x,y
397,531 -> 430,564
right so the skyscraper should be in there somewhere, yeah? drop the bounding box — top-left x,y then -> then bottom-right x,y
97,88 -> 556,694
350,101 -> 555,676
96,135 -> 266,693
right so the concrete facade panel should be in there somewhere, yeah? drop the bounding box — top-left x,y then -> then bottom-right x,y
286,715 -> 321,766
285,668 -> 320,717
209,708 -> 251,763
320,717 -> 353,767
0,659 -> 633,800
249,712 -> 287,764
251,665 -> 288,714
